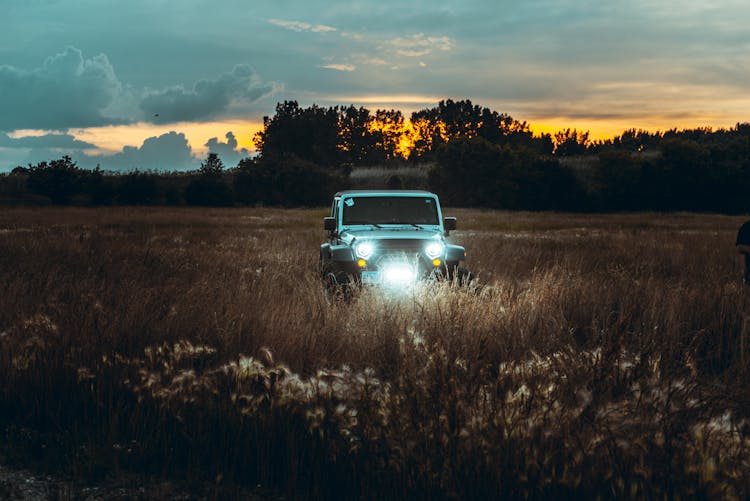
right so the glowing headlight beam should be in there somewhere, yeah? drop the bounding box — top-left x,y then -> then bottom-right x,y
425,242 -> 444,259
355,241 -> 374,259
383,264 -> 416,285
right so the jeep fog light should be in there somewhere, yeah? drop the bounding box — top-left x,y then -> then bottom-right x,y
383,264 -> 415,285
356,242 -> 374,259
357,259 -> 367,268
425,242 -> 444,259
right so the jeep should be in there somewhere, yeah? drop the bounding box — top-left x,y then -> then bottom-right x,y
320,190 -> 470,288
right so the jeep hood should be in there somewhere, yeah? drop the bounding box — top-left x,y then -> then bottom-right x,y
340,228 -> 443,244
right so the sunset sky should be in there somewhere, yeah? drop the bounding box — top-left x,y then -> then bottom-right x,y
1,0 -> 749,171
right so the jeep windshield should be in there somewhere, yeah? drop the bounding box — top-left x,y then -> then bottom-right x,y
342,196 -> 439,226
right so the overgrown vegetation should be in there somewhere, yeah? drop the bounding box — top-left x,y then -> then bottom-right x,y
1,207 -> 748,498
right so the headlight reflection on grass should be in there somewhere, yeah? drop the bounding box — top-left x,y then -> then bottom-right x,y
382,263 -> 416,286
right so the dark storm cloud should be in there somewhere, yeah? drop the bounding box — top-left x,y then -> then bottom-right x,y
205,132 -> 250,167
139,65 -> 277,124
0,132 -> 96,149
91,132 -> 198,171
0,131 -> 98,171
0,46 -> 126,131
0,44 -> 279,132
1,131 -> 200,172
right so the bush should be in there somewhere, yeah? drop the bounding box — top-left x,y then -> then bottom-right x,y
26,156 -> 82,204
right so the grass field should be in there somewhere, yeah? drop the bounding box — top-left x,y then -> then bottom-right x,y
1,207 -> 749,499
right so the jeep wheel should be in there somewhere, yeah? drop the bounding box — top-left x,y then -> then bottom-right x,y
321,261 -> 352,300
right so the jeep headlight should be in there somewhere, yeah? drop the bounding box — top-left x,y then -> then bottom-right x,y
355,241 -> 374,259
425,242 -> 444,259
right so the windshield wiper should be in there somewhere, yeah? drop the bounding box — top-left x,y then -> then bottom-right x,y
392,223 -> 432,230
345,222 -> 384,228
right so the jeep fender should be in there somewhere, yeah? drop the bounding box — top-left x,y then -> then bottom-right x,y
445,244 -> 466,262
320,243 -> 356,262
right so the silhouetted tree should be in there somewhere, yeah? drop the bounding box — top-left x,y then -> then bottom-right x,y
254,101 -> 342,166
27,155 -> 82,204
554,129 -> 590,156
9,103 -> 750,213
410,99 -> 543,160
338,105 -> 381,166
184,153 -> 232,206
372,109 -> 407,162
233,158 -> 262,205
199,152 -> 224,177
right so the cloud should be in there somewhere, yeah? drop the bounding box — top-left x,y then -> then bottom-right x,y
139,65 -> 276,124
0,131 -> 208,172
90,131 -> 198,171
320,64 -> 356,72
269,18 -> 336,33
0,132 -> 96,149
0,46 -> 126,131
0,131 -> 99,170
302,30 -> 456,77
205,131 -> 250,167
359,57 -> 388,66
385,34 -> 455,58
0,47 -> 278,132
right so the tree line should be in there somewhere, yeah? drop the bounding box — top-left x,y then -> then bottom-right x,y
2,99 -> 749,212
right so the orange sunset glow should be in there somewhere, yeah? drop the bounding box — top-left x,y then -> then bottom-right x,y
68,120 -> 263,157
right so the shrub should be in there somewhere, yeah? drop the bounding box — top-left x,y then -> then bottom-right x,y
26,156 -> 82,204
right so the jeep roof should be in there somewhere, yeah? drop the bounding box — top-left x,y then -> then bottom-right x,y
334,190 -> 435,197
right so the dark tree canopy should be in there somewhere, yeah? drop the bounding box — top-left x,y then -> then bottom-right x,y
199,152 -> 225,177
5,99 -> 750,213
554,129 -> 590,156
409,99 -> 551,160
254,101 -> 342,167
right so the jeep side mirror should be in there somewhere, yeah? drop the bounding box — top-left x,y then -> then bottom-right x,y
444,217 -> 457,233
323,217 -> 336,232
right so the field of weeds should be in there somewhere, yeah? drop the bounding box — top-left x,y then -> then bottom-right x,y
1,206 -> 749,499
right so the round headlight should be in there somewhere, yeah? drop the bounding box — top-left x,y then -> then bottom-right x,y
355,241 -> 374,259
425,242 -> 444,259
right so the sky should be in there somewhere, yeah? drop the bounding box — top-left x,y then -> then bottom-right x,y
1,0 -> 749,171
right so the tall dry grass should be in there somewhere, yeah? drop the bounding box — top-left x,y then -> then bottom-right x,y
0,207 -> 749,498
